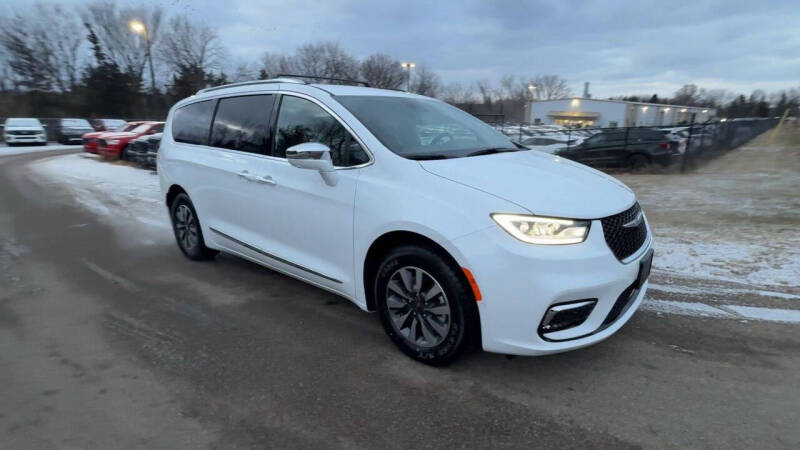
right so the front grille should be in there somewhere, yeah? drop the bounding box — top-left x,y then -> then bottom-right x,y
98,139 -> 107,147
10,130 -> 37,135
601,202 -> 648,261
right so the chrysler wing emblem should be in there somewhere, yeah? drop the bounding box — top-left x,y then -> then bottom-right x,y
622,211 -> 644,228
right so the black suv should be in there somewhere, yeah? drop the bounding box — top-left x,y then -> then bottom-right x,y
55,118 -> 95,144
557,128 -> 673,169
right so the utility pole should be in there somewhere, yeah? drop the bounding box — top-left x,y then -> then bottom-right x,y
130,20 -> 156,93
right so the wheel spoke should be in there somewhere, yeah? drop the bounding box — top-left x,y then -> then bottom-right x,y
388,279 -> 411,300
419,315 -> 438,343
424,315 -> 448,336
386,295 -> 406,310
426,304 -> 450,316
423,284 -> 442,302
409,316 -> 420,343
392,308 -> 412,329
412,268 -> 423,294
399,269 -> 414,293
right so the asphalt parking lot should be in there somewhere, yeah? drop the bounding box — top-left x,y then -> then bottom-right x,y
1,134 -> 798,449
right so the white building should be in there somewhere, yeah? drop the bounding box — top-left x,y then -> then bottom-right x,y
527,98 -> 716,128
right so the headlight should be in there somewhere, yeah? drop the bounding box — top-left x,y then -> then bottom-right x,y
491,213 -> 590,245
108,139 -> 119,145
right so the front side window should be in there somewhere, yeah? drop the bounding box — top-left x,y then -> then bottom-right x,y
210,95 -> 274,154
172,100 -> 215,145
274,95 -> 369,167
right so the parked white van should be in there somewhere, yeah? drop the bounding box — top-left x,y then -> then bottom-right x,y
159,77 -> 653,365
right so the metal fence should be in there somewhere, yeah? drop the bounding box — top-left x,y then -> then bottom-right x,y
490,118 -> 780,172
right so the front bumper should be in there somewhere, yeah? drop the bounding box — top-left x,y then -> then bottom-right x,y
452,218 -> 652,356
99,146 -> 123,158
4,134 -> 47,144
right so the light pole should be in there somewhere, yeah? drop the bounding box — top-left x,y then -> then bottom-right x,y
527,84 -> 537,100
130,20 -> 156,93
401,62 -> 416,92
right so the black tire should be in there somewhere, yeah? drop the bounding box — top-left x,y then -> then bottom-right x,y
119,145 -> 129,160
628,154 -> 650,171
169,193 -> 218,261
375,245 -> 479,366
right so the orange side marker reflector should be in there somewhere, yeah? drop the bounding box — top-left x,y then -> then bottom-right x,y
462,267 -> 482,302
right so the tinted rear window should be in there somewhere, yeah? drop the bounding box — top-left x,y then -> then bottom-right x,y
172,100 -> 215,145
210,95 -> 274,154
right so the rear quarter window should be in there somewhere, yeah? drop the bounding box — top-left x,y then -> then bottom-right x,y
172,100 -> 216,145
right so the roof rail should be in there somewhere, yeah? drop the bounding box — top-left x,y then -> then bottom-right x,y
196,77 -> 305,94
276,74 -> 371,87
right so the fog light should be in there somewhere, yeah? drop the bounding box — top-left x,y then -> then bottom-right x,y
539,299 -> 596,334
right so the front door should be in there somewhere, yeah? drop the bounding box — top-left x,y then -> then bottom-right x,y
240,94 -> 370,297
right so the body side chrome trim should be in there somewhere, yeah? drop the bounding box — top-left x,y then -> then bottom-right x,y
209,227 -> 343,284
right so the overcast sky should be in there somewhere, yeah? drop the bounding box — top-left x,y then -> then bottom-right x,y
4,0 -> 799,98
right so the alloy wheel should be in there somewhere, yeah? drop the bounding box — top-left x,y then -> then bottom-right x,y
385,266 -> 451,348
174,204 -> 199,251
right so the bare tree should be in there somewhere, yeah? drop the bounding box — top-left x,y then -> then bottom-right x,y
0,4 -> 84,92
83,1 -> 164,81
476,79 -> 497,104
260,41 -> 360,83
260,52 -> 296,78
360,54 -> 404,89
532,75 -> 571,100
441,82 -> 476,104
158,16 -> 223,73
291,41 -> 359,81
409,66 -> 441,97
672,84 -> 700,105
229,61 -> 259,82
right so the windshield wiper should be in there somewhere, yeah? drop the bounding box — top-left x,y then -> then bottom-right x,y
406,154 -> 451,160
465,147 -> 520,157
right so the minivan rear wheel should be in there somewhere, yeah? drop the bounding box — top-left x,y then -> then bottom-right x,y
375,245 -> 478,365
169,193 -> 218,261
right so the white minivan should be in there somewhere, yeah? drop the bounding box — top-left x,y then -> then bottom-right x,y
159,77 -> 653,365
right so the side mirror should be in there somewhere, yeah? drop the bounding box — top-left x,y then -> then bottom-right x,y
286,142 -> 338,186
286,142 -> 335,172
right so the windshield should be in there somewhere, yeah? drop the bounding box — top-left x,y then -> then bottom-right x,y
62,119 -> 92,128
5,118 -> 41,127
336,95 -> 517,159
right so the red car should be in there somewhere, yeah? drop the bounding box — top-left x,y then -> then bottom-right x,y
98,122 -> 164,159
82,121 -> 144,154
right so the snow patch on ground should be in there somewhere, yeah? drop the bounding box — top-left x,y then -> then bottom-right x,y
0,144 -> 81,157
30,153 -> 168,230
652,230 -> 800,288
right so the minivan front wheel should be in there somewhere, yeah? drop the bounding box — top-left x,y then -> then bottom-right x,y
170,193 -> 218,261
375,245 -> 477,365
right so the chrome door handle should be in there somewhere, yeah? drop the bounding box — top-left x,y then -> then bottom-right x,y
238,170 -> 257,181
239,171 -> 276,186
253,175 -> 276,186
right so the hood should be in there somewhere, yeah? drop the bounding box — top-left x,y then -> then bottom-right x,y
100,132 -> 136,140
83,131 -> 105,138
419,150 -> 635,219
5,126 -> 44,132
